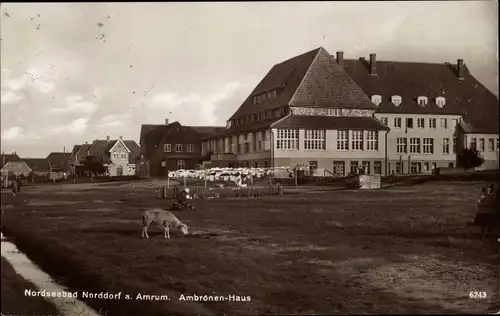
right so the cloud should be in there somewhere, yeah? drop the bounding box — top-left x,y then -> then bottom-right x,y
1,126 -> 24,141
148,81 -> 249,125
96,113 -> 131,128
50,95 -> 98,115
50,117 -> 89,135
1,90 -> 25,105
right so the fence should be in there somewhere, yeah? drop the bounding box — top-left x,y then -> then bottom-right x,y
156,183 -> 284,200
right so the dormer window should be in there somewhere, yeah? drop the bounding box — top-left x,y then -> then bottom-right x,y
417,96 -> 428,107
435,96 -> 446,107
391,95 -> 402,107
371,95 -> 382,106
226,121 -> 232,129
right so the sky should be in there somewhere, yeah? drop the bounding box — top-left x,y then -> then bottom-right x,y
1,1 -> 498,158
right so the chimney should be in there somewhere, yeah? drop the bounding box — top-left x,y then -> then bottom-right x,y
85,141 -> 88,145
106,136 -> 110,142
457,59 -> 464,80
119,136 -> 123,140
336,51 -> 344,65
165,119 -> 169,124
370,53 -> 377,76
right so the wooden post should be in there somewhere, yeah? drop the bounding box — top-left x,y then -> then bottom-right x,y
204,169 -> 208,189
251,175 -> 254,197
196,186 -> 199,199
173,186 -> 178,199
268,184 -> 272,196
157,186 -> 162,199
294,167 -> 298,188
167,176 -> 170,189
184,175 -> 187,188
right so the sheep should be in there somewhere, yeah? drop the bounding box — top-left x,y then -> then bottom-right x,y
141,208 -> 189,239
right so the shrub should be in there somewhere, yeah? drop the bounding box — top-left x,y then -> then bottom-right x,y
456,148 -> 485,170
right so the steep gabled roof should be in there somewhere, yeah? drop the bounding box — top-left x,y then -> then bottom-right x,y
229,47 -> 375,120
142,121 -> 209,158
229,48 -> 320,120
190,126 -> 225,137
140,124 -> 163,145
0,153 -> 21,168
23,158 -> 50,173
46,152 -> 71,170
343,58 -> 499,134
70,145 -> 82,156
88,139 -> 140,164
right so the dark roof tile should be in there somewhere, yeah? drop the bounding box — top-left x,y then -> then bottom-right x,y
343,58 -> 499,133
23,158 -> 50,173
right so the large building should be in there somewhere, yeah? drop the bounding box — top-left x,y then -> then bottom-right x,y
139,120 -> 224,176
201,47 -> 499,175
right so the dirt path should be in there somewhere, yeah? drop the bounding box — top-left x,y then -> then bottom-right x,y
1,233 -> 101,316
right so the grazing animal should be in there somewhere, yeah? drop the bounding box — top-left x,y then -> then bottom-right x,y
141,208 -> 189,239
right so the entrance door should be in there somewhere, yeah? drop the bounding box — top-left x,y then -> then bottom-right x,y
116,165 -> 123,176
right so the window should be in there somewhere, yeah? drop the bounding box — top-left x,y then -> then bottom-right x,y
442,138 -> 449,154
488,138 -> 495,152
396,162 -> 402,174
373,161 -> 382,175
175,144 -> 183,152
276,129 -> 299,150
410,162 -> 421,174
327,108 -> 342,116
409,138 -> 421,154
272,90 -> 277,98
397,137 -> 407,154
440,118 -> 447,129
366,131 -> 378,150
371,95 -> 382,106
391,95 -> 402,106
478,138 -> 485,151
187,144 -> 194,153
453,137 -> 457,154
350,161 -> 359,174
112,152 -> 118,159
436,97 -> 446,107
361,161 -> 371,174
176,160 -> 185,170
429,118 -> 436,129
451,119 -> 458,129
304,129 -> 326,150
351,130 -> 363,151
160,160 -> 166,167
423,138 -> 434,154
417,118 -> 425,128
120,153 -> 128,160
380,117 -> 388,125
164,144 -> 171,152
423,162 -> 430,172
406,118 -> 414,129
448,162 -> 454,168
337,130 -> 348,150
470,138 -> 477,150
333,161 -> 345,177
417,96 -> 428,107
309,161 -> 318,174
394,117 -> 402,128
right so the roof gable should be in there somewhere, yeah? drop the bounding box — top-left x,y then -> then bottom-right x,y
0,153 -> 21,167
46,152 -> 71,169
108,139 -> 131,154
343,58 -> 499,134
23,158 -> 50,173
229,48 -> 321,120
289,48 -> 375,109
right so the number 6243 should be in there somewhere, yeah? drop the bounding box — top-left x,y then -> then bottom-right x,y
469,291 -> 487,299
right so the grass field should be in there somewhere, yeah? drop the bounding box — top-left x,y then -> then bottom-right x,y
1,179 -> 498,315
1,257 -> 61,316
